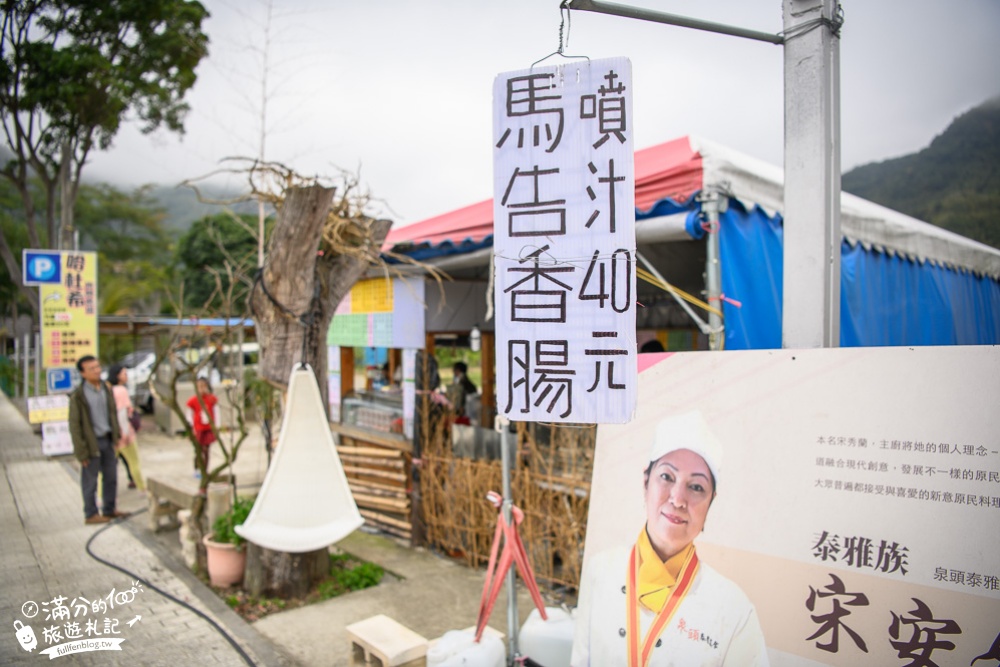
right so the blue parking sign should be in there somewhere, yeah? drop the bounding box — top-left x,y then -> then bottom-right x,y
46,368 -> 77,393
23,250 -> 62,285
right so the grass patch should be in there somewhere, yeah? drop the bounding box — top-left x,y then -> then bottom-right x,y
219,551 -> 387,622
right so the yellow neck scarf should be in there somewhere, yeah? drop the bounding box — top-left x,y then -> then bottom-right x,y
636,528 -> 695,613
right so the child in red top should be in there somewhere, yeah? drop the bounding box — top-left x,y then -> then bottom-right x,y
186,377 -> 219,475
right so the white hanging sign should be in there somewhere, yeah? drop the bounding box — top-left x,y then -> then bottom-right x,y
493,57 -> 637,424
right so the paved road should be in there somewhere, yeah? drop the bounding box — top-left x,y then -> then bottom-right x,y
1,391 -> 546,666
0,393 -> 293,666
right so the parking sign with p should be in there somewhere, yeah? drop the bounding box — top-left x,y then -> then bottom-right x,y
22,251 -> 62,285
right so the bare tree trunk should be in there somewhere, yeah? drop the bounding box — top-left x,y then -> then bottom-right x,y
253,184 -> 335,386
58,140 -> 73,250
310,218 -> 392,408
253,184 -> 391,409
244,543 -> 328,599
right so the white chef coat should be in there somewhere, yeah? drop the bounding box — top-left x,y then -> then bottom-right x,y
571,545 -> 770,667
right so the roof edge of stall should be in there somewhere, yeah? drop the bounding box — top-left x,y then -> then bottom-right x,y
384,134 -> 1000,278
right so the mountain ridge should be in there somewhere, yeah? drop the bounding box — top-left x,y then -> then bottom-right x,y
843,96 -> 1000,249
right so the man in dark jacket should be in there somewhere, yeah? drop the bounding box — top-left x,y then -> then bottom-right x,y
69,355 -> 127,524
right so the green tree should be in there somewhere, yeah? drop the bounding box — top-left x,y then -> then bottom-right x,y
0,178 -> 174,317
74,183 -> 174,315
75,183 -> 170,262
0,0 -> 209,315
175,212 -> 262,315
0,175 -> 36,319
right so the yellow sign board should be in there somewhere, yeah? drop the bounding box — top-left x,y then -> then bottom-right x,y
27,395 -> 70,424
351,278 -> 394,313
40,251 -> 98,369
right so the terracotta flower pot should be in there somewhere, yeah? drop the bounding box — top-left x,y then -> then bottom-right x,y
203,533 -> 246,587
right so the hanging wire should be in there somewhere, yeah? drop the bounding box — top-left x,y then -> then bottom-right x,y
249,266 -> 319,370
531,1 -> 590,69
780,3 -> 844,42
299,280 -> 321,370
558,0 -> 571,54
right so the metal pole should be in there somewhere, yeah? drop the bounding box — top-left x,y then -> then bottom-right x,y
697,191 -> 727,350
34,332 -> 41,396
568,0 -> 785,45
499,417 -> 519,663
14,337 -> 21,398
23,333 -> 31,396
237,326 -> 245,383
782,0 -> 842,348
23,333 -> 30,397
569,0 -> 842,350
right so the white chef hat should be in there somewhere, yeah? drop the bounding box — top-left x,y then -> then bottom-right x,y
648,411 -> 723,489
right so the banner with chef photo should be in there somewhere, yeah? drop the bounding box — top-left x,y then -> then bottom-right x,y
575,346 -> 999,667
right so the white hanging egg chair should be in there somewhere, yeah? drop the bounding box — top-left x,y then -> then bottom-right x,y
236,364 -> 363,552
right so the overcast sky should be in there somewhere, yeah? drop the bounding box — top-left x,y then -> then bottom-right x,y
86,0 -> 1000,230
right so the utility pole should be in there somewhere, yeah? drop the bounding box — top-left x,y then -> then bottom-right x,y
58,140 -> 73,251
782,0 -> 842,348
257,0 -> 274,269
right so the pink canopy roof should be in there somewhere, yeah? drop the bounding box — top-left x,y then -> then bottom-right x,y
384,136 -> 704,249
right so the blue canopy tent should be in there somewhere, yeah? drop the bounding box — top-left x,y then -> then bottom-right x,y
698,203 -> 1000,348
384,136 -> 1000,349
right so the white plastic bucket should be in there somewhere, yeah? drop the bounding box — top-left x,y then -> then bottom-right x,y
427,629 -> 505,667
519,607 -> 574,667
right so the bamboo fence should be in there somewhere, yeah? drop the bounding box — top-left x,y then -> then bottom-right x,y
419,408 -> 595,593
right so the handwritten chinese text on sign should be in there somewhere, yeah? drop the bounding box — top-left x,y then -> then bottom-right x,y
493,57 -> 636,424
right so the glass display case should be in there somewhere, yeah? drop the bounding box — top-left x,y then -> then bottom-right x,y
340,390 -> 404,434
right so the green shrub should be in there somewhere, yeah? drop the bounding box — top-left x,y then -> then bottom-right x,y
211,495 -> 254,547
0,356 -> 16,397
337,562 -> 383,590
315,556 -> 384,601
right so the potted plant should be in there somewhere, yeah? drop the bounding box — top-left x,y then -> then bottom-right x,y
203,496 -> 254,587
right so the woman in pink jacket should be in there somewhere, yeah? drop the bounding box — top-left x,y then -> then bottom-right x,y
108,363 -> 144,491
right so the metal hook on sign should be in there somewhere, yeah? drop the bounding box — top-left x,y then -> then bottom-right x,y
530,1 -> 590,70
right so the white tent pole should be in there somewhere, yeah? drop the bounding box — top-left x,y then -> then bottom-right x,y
697,191 -> 728,350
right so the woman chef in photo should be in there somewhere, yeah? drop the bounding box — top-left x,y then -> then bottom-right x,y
572,411 -> 769,666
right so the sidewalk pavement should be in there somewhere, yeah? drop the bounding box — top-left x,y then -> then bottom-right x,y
0,393 -> 294,666
1,393 -> 541,666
